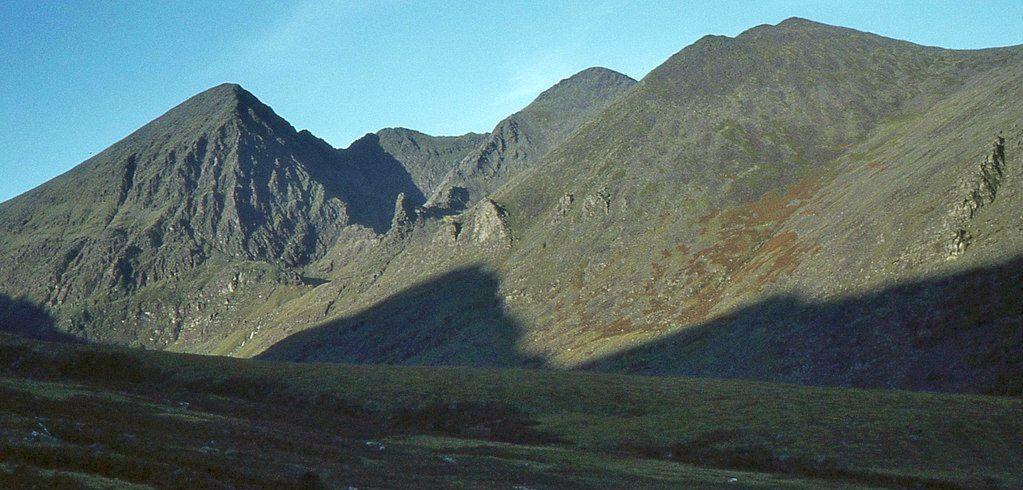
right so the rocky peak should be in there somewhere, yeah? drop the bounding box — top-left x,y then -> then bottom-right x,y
0,83 -> 361,322
390,192 -> 417,234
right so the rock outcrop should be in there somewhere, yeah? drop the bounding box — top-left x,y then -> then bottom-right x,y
461,199 -> 512,249
389,192 -> 417,235
946,133 -> 1010,260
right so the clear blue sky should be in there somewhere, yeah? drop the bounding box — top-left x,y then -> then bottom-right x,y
2,1 -> 1021,203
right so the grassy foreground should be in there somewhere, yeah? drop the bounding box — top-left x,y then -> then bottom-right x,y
0,333 -> 1020,489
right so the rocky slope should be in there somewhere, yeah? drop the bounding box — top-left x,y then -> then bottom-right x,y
0,84 -> 453,348
427,67 -> 637,212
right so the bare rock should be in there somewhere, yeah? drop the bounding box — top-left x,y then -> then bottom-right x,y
461,199 -> 512,248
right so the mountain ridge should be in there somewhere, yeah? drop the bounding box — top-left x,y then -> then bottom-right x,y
1,18 -> 1021,394
0,65 -> 637,353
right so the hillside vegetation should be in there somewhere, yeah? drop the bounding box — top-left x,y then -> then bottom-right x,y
2,334 -> 1022,489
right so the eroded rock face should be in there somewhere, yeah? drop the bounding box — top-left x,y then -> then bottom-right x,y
584,187 -> 612,217
389,192 -> 417,235
430,186 -> 471,212
946,134 -> 1010,260
440,216 -> 462,242
462,199 -> 512,248
557,193 -> 574,216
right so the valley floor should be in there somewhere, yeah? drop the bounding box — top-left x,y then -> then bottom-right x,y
0,334 -> 1020,489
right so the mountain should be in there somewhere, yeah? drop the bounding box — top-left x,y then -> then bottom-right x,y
373,127 -> 489,200
2,18 -> 1021,395
427,67 -> 637,212
482,18 -> 1023,391
0,83 -> 425,348
246,19 -> 1023,394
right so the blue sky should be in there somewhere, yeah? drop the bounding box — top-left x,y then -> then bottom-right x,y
2,1 -> 1021,203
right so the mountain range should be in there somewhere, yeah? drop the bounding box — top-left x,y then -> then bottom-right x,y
1,17 -> 1021,395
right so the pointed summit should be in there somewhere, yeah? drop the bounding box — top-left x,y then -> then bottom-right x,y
119,83 -> 298,150
532,67 -> 636,105
189,82 -> 246,103
172,83 -> 262,114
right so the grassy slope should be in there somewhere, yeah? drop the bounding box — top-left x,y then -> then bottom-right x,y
1,334 -> 1021,489
569,51 -> 1023,390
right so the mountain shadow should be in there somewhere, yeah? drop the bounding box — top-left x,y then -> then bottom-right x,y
258,266 -> 543,368
0,295 -> 80,343
582,255 -> 1023,395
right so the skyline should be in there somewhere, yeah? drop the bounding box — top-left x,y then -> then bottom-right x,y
3,0 -> 1023,203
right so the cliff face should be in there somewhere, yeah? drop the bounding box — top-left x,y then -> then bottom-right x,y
946,133 -> 1013,259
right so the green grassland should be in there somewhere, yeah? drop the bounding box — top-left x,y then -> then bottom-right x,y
1,333 -> 1020,489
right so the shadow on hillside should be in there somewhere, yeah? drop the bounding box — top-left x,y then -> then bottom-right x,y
581,255 -> 1023,395
0,295 -> 81,343
257,255 -> 1022,394
258,266 -> 543,368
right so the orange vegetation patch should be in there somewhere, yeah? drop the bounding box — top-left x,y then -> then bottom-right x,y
569,172 -> 827,352
669,173 -> 824,327
739,231 -> 820,293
